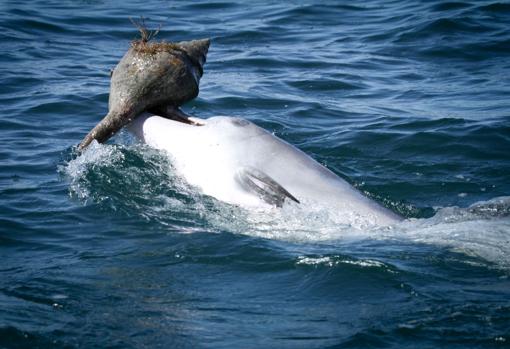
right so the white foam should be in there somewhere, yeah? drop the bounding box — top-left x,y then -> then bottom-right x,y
296,256 -> 388,269
392,199 -> 510,268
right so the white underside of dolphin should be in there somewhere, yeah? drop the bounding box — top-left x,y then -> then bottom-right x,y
128,113 -> 402,227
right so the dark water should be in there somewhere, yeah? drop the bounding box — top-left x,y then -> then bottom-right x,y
1,0 -> 510,348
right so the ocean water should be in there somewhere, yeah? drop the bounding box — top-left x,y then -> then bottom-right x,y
1,0 -> 510,347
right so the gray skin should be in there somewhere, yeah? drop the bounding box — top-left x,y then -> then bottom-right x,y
78,38 -> 210,150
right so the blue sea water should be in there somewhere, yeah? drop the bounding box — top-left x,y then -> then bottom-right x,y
1,0 -> 510,347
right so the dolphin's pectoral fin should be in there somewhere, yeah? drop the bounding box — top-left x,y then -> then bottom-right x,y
236,167 -> 300,207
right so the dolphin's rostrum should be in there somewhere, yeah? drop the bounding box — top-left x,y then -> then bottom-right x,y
78,34 -> 210,150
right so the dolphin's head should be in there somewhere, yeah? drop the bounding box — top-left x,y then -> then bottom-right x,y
78,37 -> 210,150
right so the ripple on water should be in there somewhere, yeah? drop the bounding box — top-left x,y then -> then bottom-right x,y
1,0 -> 510,348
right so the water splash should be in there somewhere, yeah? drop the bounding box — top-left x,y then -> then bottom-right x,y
59,141 -> 126,202
59,142 -> 510,268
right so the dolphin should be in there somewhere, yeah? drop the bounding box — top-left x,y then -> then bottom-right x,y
78,29 -> 401,226
78,36 -> 210,150
127,110 -> 403,227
